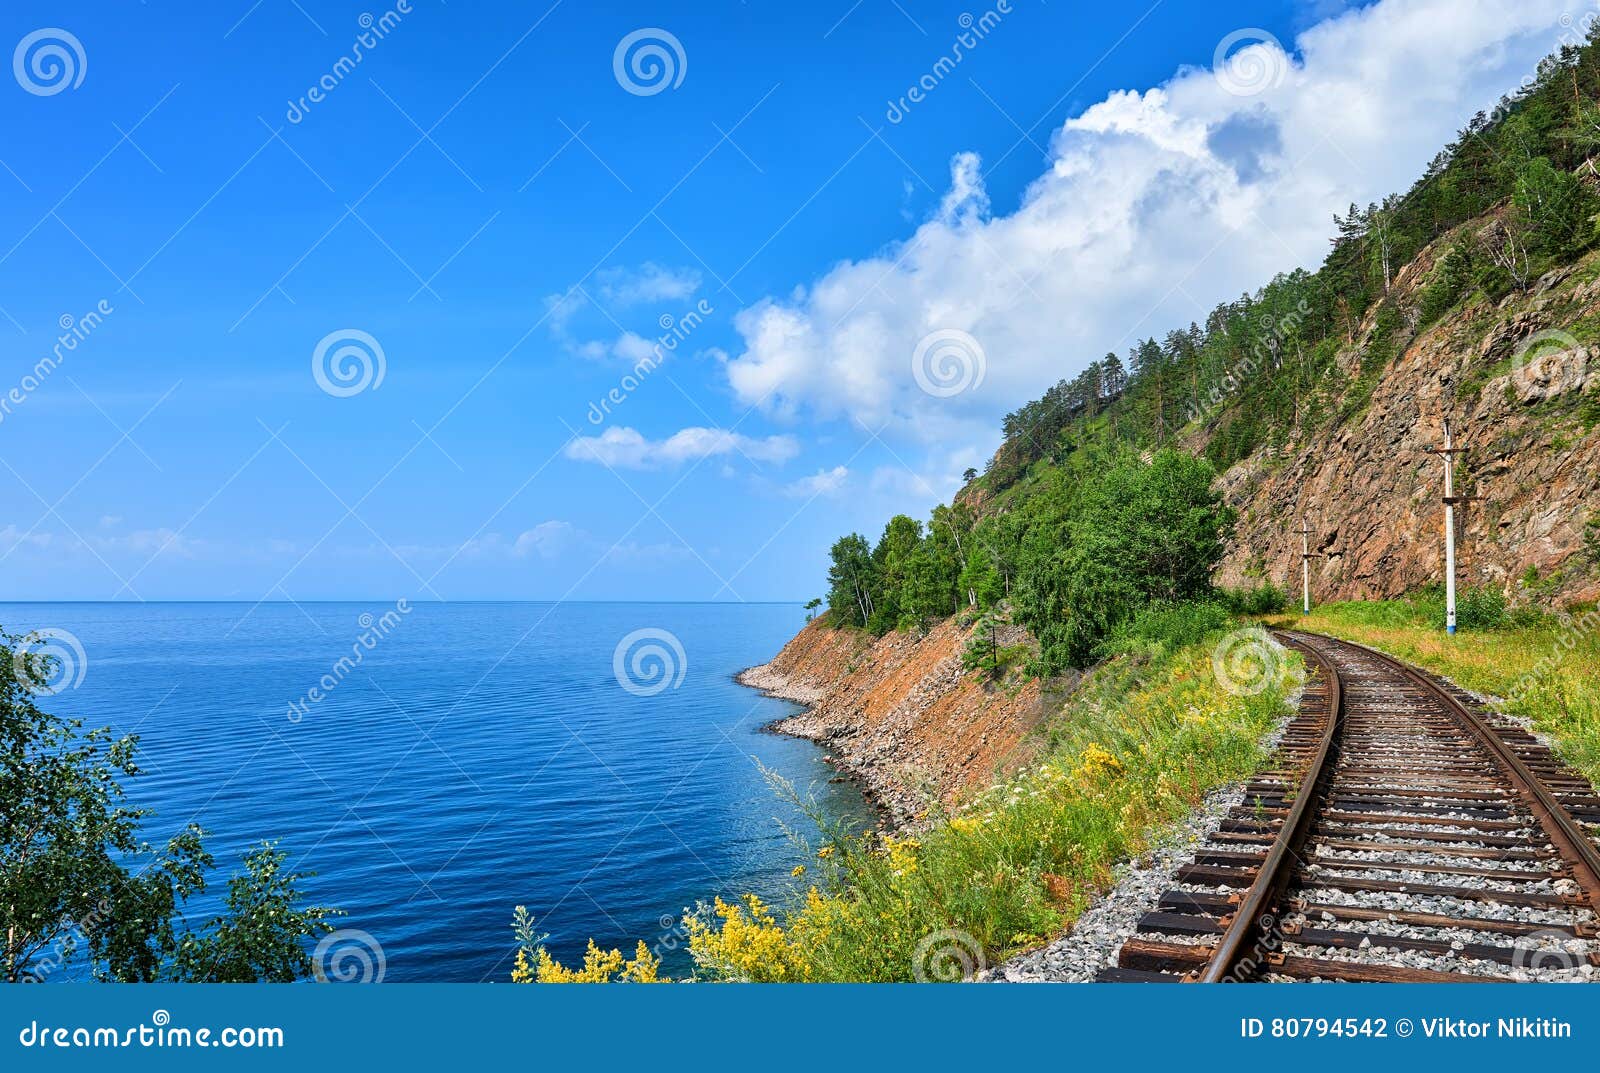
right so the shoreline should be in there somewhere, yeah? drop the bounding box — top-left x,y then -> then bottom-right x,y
732,617 -> 1046,831
733,661 -> 908,829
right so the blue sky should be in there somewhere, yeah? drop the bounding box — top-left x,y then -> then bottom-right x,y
0,0 -> 1578,601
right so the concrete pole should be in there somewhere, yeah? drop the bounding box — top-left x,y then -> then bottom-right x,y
1301,518 -> 1311,616
1293,517 -> 1318,616
1442,421 -> 1457,635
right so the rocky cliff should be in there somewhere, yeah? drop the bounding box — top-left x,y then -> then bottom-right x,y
740,616 -> 1046,827
1213,226 -> 1600,606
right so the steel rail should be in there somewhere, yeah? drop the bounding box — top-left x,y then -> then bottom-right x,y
1197,630 -> 1341,982
1336,635 -> 1600,904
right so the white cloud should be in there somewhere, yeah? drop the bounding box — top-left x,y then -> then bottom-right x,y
595,263 -> 701,307
395,520 -> 698,569
564,426 -> 800,469
610,332 -> 659,364
512,521 -> 578,559
115,528 -> 200,558
782,465 -> 850,498
0,524 -> 52,551
869,466 -> 943,501
599,540 -> 698,565
547,263 -> 701,361
543,289 -> 587,333
568,330 -> 660,364
0,523 -> 289,563
937,150 -> 989,225
722,0 -> 1570,451
400,522 -> 580,562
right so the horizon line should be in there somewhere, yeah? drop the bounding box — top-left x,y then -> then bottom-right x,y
0,598 -> 813,605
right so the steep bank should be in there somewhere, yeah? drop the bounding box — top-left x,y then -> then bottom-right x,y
740,617 -> 1046,827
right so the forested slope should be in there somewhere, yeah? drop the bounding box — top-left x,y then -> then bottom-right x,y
819,27 -> 1600,672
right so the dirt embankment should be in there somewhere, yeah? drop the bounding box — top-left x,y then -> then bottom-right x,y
739,616 -> 1048,828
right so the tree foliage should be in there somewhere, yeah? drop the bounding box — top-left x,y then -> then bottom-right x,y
824,449 -> 1233,672
1,630 -> 338,983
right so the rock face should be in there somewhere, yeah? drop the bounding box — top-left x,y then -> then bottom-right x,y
739,617 -> 1045,828
1214,249 -> 1600,606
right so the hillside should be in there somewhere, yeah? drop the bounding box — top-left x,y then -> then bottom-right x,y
802,26 -> 1600,686
737,26 -> 1600,827
1215,225 -> 1600,604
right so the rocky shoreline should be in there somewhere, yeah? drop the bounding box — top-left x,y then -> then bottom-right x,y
733,617 -> 1046,831
736,660 -> 913,828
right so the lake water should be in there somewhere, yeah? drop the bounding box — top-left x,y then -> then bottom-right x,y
0,601 -> 868,981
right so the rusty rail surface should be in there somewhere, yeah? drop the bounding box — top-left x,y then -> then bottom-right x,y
1344,636 -> 1600,901
1100,630 -> 1600,984
1198,632 -> 1340,982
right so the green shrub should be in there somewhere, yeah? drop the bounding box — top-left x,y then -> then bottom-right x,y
1410,582 -> 1506,630
1103,599 -> 1232,657
1417,243 -> 1468,326
1219,582 -> 1290,615
1458,585 -> 1508,629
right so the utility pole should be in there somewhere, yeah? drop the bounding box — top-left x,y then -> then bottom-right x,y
1425,420 -> 1469,635
1293,516 -> 1322,615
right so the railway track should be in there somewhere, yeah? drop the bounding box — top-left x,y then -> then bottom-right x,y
1099,630 -> 1600,983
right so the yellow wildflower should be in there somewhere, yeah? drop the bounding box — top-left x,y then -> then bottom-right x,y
685,895 -> 811,982
1073,742 -> 1124,783
531,939 -> 663,983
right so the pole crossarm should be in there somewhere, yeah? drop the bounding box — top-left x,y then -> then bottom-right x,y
1292,517 -> 1323,615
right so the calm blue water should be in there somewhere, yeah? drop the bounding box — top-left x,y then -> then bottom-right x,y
0,602 -> 869,981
